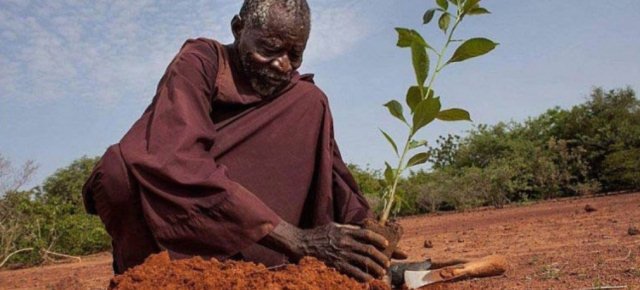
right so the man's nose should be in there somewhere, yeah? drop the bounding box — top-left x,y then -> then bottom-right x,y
271,54 -> 292,74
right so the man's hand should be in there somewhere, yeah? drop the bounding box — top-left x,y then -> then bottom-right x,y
260,221 -> 390,282
298,223 -> 390,282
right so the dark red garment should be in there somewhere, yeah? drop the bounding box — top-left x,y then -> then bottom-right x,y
82,38 -> 372,272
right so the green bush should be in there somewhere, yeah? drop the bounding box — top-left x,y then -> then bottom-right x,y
601,148 -> 640,190
547,88 -> 640,190
350,87 -> 639,216
42,156 -> 100,211
0,156 -> 110,268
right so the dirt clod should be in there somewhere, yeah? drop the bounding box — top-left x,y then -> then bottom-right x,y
628,226 -> 639,236
424,240 -> 434,248
363,218 -> 403,257
584,204 -> 597,212
108,252 -> 389,290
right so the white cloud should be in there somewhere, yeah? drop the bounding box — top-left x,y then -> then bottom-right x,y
0,0 -> 368,104
0,0 -> 233,104
304,1 -> 371,67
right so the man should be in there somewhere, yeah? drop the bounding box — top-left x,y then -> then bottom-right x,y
82,0 -> 403,282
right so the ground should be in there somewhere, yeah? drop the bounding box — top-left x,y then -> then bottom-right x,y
1,193 -> 639,289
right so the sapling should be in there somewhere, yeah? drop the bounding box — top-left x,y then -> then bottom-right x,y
378,0 -> 498,225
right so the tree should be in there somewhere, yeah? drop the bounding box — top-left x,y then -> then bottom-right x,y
0,154 -> 37,195
1,155 -> 110,268
0,153 -> 38,267
42,156 -> 100,212
552,87 -> 640,190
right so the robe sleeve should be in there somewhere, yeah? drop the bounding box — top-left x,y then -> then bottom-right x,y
331,138 -> 374,225
119,39 -> 281,258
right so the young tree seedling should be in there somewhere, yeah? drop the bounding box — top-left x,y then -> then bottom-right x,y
379,0 -> 498,224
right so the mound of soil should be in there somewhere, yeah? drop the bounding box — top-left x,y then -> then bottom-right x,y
108,251 -> 389,290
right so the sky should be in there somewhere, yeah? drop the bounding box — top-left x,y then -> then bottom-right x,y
1,0 -> 639,188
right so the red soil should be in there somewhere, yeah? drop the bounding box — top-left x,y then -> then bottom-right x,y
108,251 -> 388,290
1,192 -> 639,289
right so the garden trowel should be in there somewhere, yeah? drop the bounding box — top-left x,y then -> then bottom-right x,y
403,255 -> 507,289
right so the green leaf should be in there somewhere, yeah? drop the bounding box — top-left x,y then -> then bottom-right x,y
380,129 -> 399,156
384,100 -> 406,123
384,162 -> 395,185
462,0 -> 481,14
437,108 -> 472,121
438,13 -> 451,34
395,28 -> 414,47
448,0 -> 460,6
409,139 -> 428,149
407,152 -> 430,167
406,86 -> 423,112
395,28 -> 429,48
423,9 -> 436,25
468,7 -> 490,15
412,97 -> 441,134
406,87 -> 434,113
411,42 -> 429,87
447,38 -> 498,64
436,0 -> 448,10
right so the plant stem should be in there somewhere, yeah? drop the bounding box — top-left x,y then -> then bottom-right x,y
379,9 -> 465,225
425,13 -> 462,99
379,132 -> 413,224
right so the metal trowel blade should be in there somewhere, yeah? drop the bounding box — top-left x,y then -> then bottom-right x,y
404,270 -> 439,289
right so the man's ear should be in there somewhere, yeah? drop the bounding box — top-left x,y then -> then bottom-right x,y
231,15 -> 243,40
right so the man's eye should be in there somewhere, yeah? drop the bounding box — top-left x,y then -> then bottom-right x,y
261,46 -> 280,55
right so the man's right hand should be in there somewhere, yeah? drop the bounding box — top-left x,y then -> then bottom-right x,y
261,221 -> 390,282
298,223 -> 390,282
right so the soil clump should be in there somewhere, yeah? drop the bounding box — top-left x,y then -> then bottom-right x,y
363,219 -> 403,257
108,251 -> 389,290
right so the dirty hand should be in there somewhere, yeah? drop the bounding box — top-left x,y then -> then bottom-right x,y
260,220 -> 391,282
298,223 -> 391,282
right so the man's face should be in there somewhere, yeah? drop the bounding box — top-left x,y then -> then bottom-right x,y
233,11 -> 309,96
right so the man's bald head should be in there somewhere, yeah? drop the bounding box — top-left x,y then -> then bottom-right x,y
231,0 -> 311,96
239,0 -> 311,32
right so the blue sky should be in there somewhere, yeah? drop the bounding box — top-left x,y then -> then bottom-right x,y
1,0 -> 639,188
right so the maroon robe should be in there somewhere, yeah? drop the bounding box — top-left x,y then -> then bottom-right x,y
82,38 -> 372,273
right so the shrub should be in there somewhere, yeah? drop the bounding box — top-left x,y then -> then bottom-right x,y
0,156 -> 110,269
601,148 -> 640,190
42,156 -> 100,211
363,87 -> 638,215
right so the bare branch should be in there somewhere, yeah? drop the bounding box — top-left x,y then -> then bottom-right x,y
0,247 -> 34,268
0,154 -> 11,193
41,249 -> 82,263
11,160 -> 38,192
0,153 -> 38,194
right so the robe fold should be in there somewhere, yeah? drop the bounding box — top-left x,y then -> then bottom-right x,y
82,38 -> 372,272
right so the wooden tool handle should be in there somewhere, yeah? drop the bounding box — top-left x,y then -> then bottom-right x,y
451,255 -> 507,278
